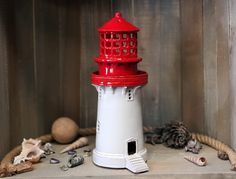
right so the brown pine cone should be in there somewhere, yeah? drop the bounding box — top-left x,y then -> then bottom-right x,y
161,121 -> 191,148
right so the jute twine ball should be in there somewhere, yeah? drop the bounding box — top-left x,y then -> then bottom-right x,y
51,117 -> 79,144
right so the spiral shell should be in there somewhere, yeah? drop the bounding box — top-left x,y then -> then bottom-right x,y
60,137 -> 89,154
184,156 -> 207,166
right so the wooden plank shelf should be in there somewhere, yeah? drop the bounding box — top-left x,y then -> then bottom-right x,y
11,136 -> 236,179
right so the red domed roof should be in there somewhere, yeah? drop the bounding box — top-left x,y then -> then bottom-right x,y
98,12 -> 139,32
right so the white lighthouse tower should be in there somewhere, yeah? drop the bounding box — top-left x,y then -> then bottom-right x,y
91,12 -> 149,173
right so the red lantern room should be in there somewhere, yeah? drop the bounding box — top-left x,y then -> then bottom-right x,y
92,12 -> 148,86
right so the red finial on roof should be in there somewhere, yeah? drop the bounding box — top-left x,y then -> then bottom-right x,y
98,12 -> 139,32
115,12 -> 122,18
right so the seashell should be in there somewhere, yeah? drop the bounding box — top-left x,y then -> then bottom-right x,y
43,143 -> 55,155
184,156 -> 207,166
60,137 -> 89,154
13,138 -> 45,165
50,158 -> 60,164
67,150 -> 77,155
185,139 -> 202,154
67,154 -> 84,168
217,150 -> 229,160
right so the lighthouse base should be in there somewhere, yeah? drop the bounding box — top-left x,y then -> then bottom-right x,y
93,148 -> 148,173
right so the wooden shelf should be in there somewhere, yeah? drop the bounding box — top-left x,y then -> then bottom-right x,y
12,136 -> 235,179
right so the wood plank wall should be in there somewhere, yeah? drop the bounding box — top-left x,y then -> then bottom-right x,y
0,0 -> 236,158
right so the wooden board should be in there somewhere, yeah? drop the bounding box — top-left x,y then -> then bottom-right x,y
215,0 -> 231,145
78,0 -> 111,127
203,0 -> 218,139
159,0 -> 181,124
202,0 -> 231,145
133,0 -> 162,126
9,136 -> 236,179
8,0 -> 40,148
229,0 -> 236,149
181,0 -> 205,133
0,0 -> 11,159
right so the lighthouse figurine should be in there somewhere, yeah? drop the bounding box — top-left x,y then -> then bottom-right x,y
91,12 -> 148,173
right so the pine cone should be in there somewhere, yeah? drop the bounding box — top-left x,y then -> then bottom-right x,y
161,121 -> 191,148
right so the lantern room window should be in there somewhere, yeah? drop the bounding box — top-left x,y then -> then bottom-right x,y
99,32 -> 137,57
114,33 -> 120,39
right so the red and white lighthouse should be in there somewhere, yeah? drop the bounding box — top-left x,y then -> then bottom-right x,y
91,12 -> 148,173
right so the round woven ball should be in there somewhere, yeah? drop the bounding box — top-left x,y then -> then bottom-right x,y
51,117 -> 79,144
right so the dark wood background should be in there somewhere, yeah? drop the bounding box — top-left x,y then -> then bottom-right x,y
1,0 -> 236,159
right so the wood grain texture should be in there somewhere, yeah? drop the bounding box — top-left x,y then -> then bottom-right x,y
0,0 -> 10,159
79,0 -> 111,128
229,0 -> 236,149
203,0 -> 218,138
181,0 -> 205,133
159,0 -> 181,124
133,0 -> 161,126
203,0 -> 231,145
9,0 -> 40,148
34,0 -> 61,133
215,0 -> 231,145
1,0 -> 236,157
56,0 -> 81,126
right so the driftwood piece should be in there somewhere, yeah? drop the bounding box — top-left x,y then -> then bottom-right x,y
60,137 -> 89,154
192,133 -> 236,170
11,161 -> 33,174
0,134 -> 53,177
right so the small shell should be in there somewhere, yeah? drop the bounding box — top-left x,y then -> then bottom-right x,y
67,150 -> 77,155
50,158 -> 60,164
43,143 -> 55,155
185,139 -> 202,154
184,156 -> 207,166
67,154 -> 84,168
60,137 -> 89,154
217,150 -> 229,160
